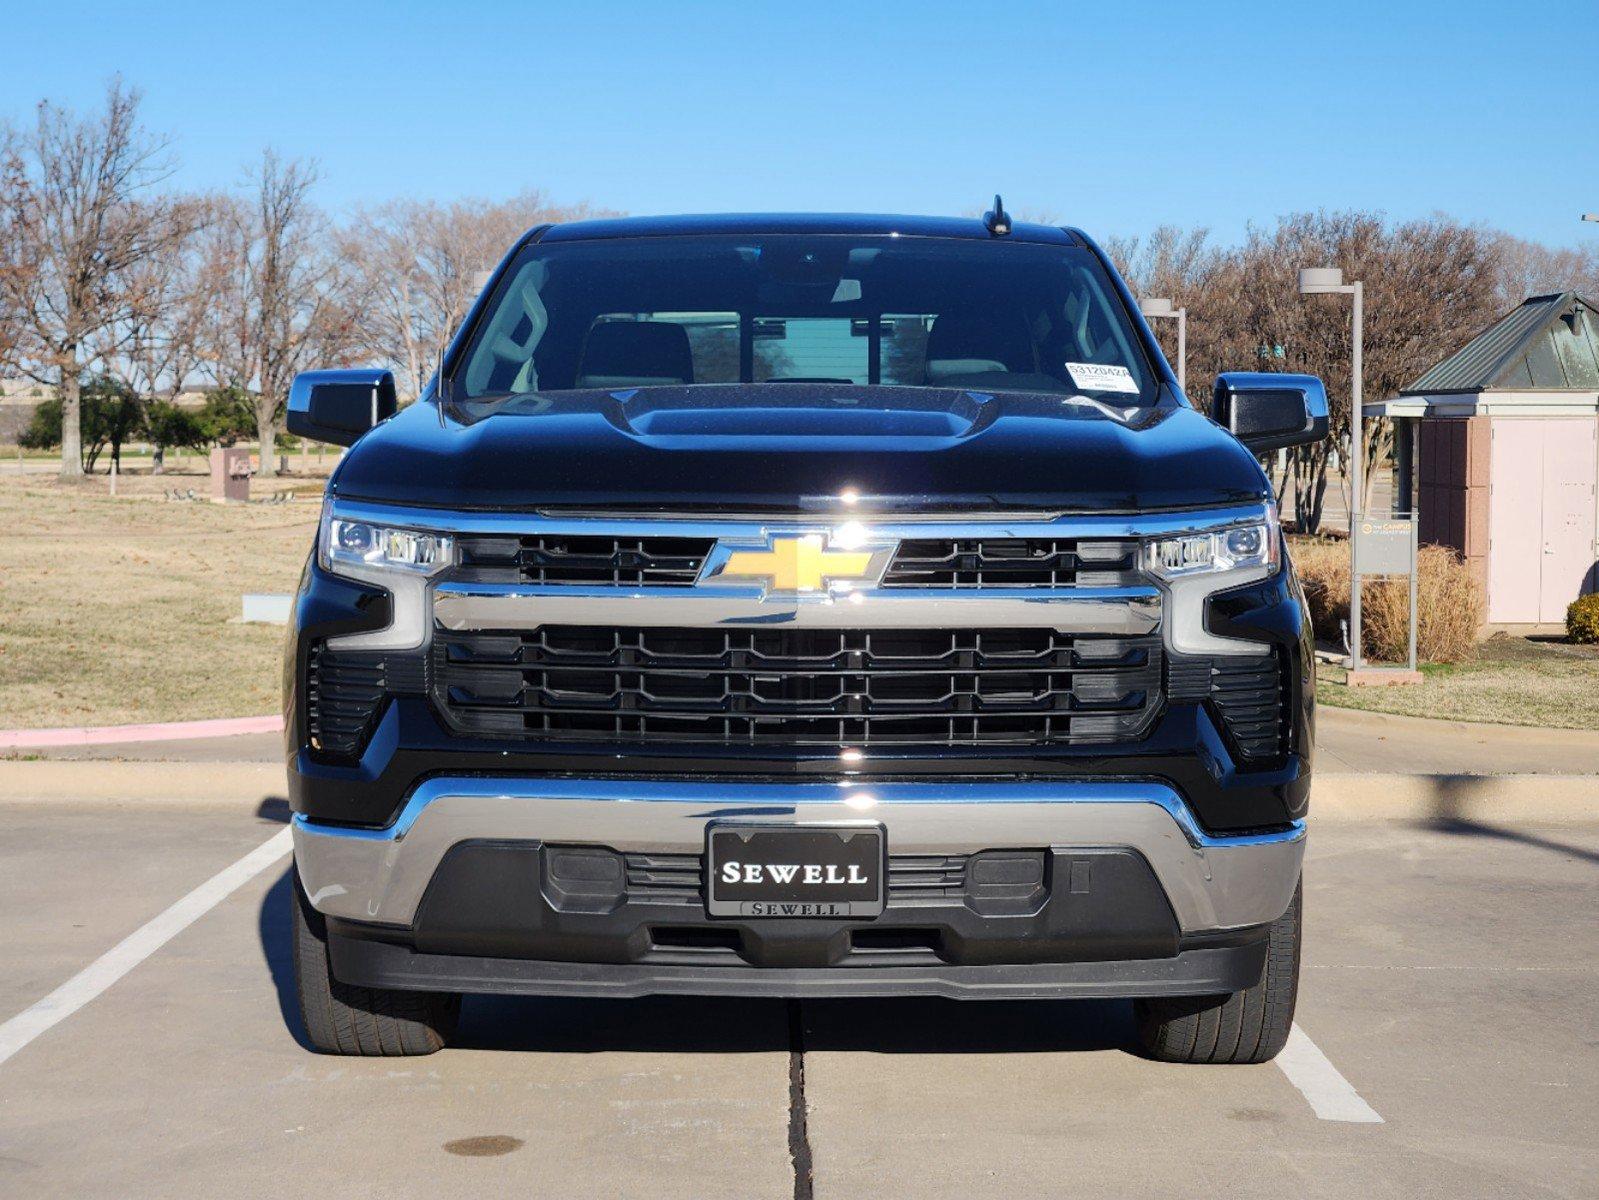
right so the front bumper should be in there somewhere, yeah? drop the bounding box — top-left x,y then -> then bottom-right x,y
294,777 -> 1303,999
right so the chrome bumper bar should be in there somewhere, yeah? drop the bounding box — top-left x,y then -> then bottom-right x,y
293,779 -> 1304,934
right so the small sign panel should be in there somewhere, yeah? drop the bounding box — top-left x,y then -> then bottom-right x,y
1356,518 -> 1415,576
1064,362 -> 1141,395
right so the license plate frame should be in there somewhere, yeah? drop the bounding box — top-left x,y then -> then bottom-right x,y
705,822 -> 885,918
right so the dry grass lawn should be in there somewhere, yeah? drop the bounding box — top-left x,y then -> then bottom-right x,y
0,472 -> 319,729
1318,636 -> 1599,730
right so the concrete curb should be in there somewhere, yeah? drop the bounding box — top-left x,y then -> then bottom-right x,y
0,763 -> 1594,823
0,715 -> 283,750
0,761 -> 286,803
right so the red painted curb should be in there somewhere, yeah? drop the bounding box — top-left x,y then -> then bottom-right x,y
0,715 -> 283,750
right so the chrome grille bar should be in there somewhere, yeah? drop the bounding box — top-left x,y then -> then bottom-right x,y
433,583 -> 1161,634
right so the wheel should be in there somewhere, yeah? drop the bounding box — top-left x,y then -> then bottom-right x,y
291,868 -> 459,1056
1135,879 -> 1301,1064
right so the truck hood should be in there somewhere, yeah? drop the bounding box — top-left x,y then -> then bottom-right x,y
331,383 -> 1270,514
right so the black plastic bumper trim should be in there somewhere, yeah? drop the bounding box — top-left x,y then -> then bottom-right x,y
328,933 -> 1266,1001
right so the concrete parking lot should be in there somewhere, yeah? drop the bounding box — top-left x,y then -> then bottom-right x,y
1,796 -> 1595,1199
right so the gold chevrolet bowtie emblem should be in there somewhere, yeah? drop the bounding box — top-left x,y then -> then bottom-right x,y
719,535 -> 877,592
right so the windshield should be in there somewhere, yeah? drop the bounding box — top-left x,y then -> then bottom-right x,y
454,234 -> 1161,403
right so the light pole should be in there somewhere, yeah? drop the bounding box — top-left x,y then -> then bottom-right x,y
1299,267 -> 1365,670
1139,297 -> 1187,396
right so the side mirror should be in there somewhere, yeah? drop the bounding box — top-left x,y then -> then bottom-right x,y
1211,372 -> 1329,454
286,369 -> 398,447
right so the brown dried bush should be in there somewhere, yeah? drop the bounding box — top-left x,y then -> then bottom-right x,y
1287,537 -> 1481,664
1289,537 -> 1349,644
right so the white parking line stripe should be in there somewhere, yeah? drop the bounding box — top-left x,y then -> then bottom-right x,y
1276,1023 -> 1384,1123
0,827 -> 292,1069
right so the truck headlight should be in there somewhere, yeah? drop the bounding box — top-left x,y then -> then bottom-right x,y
317,503 -> 452,651
1146,507 -> 1280,656
323,517 -> 454,576
1146,514 -> 1278,579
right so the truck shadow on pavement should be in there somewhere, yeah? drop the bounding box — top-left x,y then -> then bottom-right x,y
254,861 -> 1137,1057
259,868 -> 317,1053
1415,775 -> 1599,866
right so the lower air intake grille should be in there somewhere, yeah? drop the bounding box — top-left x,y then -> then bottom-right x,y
1210,652 -> 1290,760
305,644 -> 387,761
434,626 -> 1163,747
1167,650 -> 1290,761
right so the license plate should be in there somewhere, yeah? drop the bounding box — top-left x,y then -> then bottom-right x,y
706,824 -> 884,918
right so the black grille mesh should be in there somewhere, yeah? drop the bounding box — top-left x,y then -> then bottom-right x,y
456,535 -> 715,586
433,625 -> 1163,747
880,538 -> 1138,588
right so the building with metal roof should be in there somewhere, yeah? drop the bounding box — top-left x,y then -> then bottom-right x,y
1375,292 -> 1599,413
1367,293 -> 1599,629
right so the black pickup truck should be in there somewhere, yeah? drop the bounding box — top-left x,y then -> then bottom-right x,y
283,208 -> 1326,1061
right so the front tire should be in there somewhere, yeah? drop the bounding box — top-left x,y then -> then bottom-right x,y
1135,879 -> 1301,1064
291,868 -> 459,1056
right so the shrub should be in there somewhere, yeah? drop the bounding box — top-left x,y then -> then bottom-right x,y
197,386 -> 257,447
1568,594 -> 1599,644
1288,537 -> 1482,664
145,401 -> 208,454
15,398 -> 61,453
1288,537 -> 1348,644
17,378 -> 145,472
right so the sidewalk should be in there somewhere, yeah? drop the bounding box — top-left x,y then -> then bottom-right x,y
1318,706 -> 1599,776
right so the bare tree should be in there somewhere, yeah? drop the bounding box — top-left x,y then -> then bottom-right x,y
1104,213 -> 1504,532
1104,225 -> 1234,407
341,192 -> 613,399
89,193 -> 214,468
1214,212 -> 1503,530
0,130 -> 31,380
0,80 -> 183,476
201,152 -> 346,475
1492,233 -> 1599,307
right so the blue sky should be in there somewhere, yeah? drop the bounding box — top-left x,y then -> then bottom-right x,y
3,0 -> 1596,247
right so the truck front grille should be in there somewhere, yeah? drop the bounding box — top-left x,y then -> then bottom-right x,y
433,625 -> 1163,747
453,534 -> 1139,590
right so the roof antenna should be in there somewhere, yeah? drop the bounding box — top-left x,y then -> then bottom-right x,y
983,194 -> 1012,237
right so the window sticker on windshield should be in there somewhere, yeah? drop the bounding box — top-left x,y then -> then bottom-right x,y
1064,362 -> 1140,394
